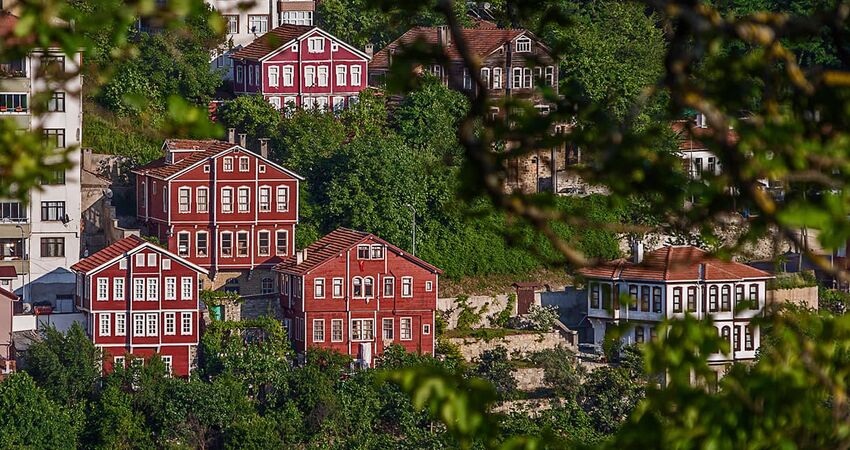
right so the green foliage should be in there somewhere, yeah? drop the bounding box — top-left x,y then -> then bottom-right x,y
89,383 -> 153,449
82,110 -> 163,163
0,373 -> 78,448
578,366 -> 644,435
530,347 -> 586,399
492,294 -> 516,328
818,287 -> 850,315
23,323 -> 101,407
455,294 -> 485,331
216,95 -> 282,148
474,346 -> 518,400
767,270 -> 818,290
526,304 -> 559,331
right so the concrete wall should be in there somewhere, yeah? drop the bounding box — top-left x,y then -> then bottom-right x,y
447,331 -> 572,361
767,286 -> 819,310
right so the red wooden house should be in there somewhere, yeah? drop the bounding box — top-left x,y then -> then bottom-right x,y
71,235 -> 209,376
274,228 -> 441,366
229,24 -> 371,111
132,138 -> 302,295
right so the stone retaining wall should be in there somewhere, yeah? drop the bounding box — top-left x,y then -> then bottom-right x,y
767,286 -> 819,310
447,331 -> 571,361
514,367 -> 546,391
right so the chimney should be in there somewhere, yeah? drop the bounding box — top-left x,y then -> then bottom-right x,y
364,44 -> 374,58
437,25 -> 451,48
258,138 -> 269,159
631,239 -> 644,264
238,133 -> 247,148
296,249 -> 307,265
227,128 -> 236,143
82,148 -> 92,171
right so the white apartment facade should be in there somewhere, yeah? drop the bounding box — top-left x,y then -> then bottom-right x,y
579,246 -> 773,370
0,31 -> 83,314
210,0 -> 317,80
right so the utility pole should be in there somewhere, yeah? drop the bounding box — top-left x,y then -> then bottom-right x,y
406,204 -> 416,256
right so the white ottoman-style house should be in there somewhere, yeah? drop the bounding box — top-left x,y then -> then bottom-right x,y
579,245 -> 773,371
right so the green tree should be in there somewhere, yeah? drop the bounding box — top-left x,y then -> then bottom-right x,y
530,347 -> 586,399
88,384 -> 153,449
216,95 -> 282,149
474,346 -> 518,400
579,366 -> 644,434
23,323 -> 101,407
0,373 -> 78,449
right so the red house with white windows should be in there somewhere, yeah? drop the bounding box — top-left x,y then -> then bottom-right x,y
229,24 -> 371,111
71,235 -> 208,376
275,228 -> 441,365
132,139 -> 302,294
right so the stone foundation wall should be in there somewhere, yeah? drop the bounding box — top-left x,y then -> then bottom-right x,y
514,367 -> 545,391
438,295 -> 515,329
447,331 -> 571,361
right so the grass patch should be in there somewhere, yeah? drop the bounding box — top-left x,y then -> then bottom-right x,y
768,270 -> 818,290
83,103 -> 163,163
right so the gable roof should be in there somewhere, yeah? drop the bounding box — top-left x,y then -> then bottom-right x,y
131,139 -> 304,181
0,266 -> 16,279
0,286 -> 17,301
274,227 -> 442,276
578,246 -> 771,282
71,235 -> 209,276
230,25 -> 371,62
371,26 -> 538,70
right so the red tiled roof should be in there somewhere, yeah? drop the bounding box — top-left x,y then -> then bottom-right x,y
672,120 -> 740,152
371,26 -> 528,69
71,235 -> 146,274
230,24 -> 315,60
132,140 -> 234,180
579,246 -> 771,282
274,227 -> 442,276
0,266 -> 16,279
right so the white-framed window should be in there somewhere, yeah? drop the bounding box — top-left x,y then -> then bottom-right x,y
164,312 -> 176,335
270,97 -> 281,110
238,187 -> 250,213
223,157 -> 233,172
239,156 -> 249,172
282,65 -> 294,86
283,96 -> 297,110
133,313 -> 145,336
336,65 -> 347,86
268,66 -> 279,87
135,253 -> 145,267
316,97 -> 328,110
331,319 -> 343,342
383,277 -> 394,297
516,37 -> 532,52
236,231 -> 249,257
181,277 -> 193,300
493,67 -> 503,89
512,67 -> 523,89
146,313 -> 158,336
178,187 -> 191,213
401,277 -> 413,297
523,67 -> 532,88
332,278 -> 343,298
146,278 -> 158,301
120,258 -> 127,270
370,245 -> 384,259
258,230 -> 271,256
113,355 -> 125,369
224,15 -> 238,34
353,277 -> 363,298
196,232 -> 208,257
181,312 -> 193,335
481,67 -> 491,88
351,319 -> 374,341
113,277 -> 124,301
196,187 -> 208,213
425,281 -> 433,292
463,69 -> 471,89
115,313 -> 126,336
350,65 -> 362,85
276,230 -> 288,256
317,66 -> 328,86
400,317 -> 412,340
304,66 -> 316,87
357,245 -> 370,259
382,318 -> 393,340
281,10 -> 313,26
162,355 -> 172,376
133,278 -> 145,301
314,278 -> 325,298
364,277 -> 374,297
147,253 -> 157,267
236,65 -> 244,83
423,324 -> 431,335
177,232 -> 190,257
97,278 -> 109,301
308,37 -> 324,53
162,258 -> 171,270
545,66 -> 555,86
258,186 -> 272,212
99,313 -> 110,336
332,96 -> 345,112
221,188 -> 233,213
276,185 -> 288,212
165,277 -> 177,300
313,319 -> 325,342
203,165 -> 210,173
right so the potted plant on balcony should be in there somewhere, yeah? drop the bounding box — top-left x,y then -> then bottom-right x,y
0,105 -> 8,112
14,106 -> 22,112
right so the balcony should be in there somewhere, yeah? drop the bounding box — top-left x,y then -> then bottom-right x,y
0,59 -> 27,79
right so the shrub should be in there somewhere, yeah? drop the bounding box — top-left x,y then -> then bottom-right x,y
529,347 -> 586,399
455,295 -> 484,331
474,347 -> 518,400
526,305 -> 559,332
820,288 -> 850,315
491,294 -> 516,328
768,271 -> 818,290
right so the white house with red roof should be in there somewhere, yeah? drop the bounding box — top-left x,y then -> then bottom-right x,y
578,245 -> 773,369
229,24 -> 371,111
274,228 -> 441,367
71,235 -> 208,377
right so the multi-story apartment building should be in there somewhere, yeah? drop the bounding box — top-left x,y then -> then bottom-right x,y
579,245 -> 773,374
275,228 -> 441,367
71,235 -> 207,376
0,12 -> 82,311
131,137 -> 302,296
230,24 -> 371,111
370,24 -> 562,193
209,0 -> 317,81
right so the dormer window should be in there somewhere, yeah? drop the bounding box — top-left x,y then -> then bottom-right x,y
166,152 -> 174,164
515,37 -> 532,53
370,245 -> 384,259
308,37 -> 324,53
357,245 -> 370,259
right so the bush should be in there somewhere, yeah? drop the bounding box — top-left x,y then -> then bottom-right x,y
455,295 -> 484,331
491,294 -> 516,328
474,347 -> 518,400
768,271 -> 818,290
529,347 -> 586,399
526,305 -> 559,332
820,288 -> 850,315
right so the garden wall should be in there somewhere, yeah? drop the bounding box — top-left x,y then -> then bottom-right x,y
438,290 -> 574,329
514,367 -> 546,391
767,286 -> 819,310
447,331 -> 573,361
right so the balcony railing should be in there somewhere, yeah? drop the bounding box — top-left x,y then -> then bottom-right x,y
0,60 -> 26,78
